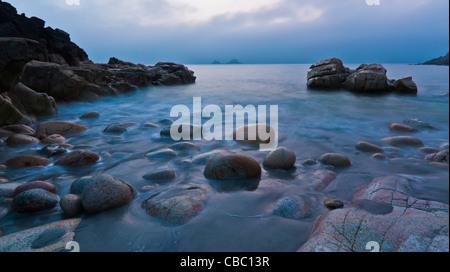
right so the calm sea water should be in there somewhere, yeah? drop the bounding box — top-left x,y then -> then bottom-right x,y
0,64 -> 449,251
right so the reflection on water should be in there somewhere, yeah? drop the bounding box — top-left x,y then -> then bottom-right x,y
0,64 -> 448,251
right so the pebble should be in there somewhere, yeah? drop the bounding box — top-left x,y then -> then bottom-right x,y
39,144 -> 67,158
381,136 -> 424,147
140,122 -> 159,129
318,153 -> 351,167
419,147 -> 441,154
6,134 -> 39,146
5,155 -> 52,168
143,168 -> 176,181
145,148 -> 177,158
55,150 -> 99,168
355,141 -> 384,153
40,134 -> 66,144
170,142 -> 200,151
79,111 -> 100,119
371,153 -> 386,160
273,196 -> 310,219
324,198 -> 344,210
388,123 -> 417,133
301,159 -> 317,166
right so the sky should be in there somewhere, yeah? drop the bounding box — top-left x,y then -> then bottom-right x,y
5,0 -> 449,64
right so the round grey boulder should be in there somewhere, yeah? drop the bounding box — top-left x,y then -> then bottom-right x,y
263,147 -> 296,170
60,194 -> 83,217
12,189 -> 59,213
81,174 -> 136,213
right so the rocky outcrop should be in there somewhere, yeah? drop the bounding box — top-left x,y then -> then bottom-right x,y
0,1 -> 196,126
0,0 -> 88,66
307,58 -> 418,94
299,175 -> 449,252
0,38 -> 57,126
422,52 -> 449,66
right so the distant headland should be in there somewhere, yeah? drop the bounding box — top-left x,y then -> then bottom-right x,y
211,59 -> 242,64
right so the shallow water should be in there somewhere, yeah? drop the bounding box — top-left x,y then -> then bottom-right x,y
0,64 -> 449,252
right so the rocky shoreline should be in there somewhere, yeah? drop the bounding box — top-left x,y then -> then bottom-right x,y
0,1 -> 196,127
0,0 -> 449,252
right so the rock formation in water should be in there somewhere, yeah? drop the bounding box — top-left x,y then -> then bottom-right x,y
307,58 -> 418,95
0,0 -> 196,126
422,52 -> 449,66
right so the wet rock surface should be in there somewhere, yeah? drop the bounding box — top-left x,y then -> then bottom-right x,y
81,174 -> 136,213
299,176 -> 449,252
142,183 -> 209,225
204,153 -> 261,180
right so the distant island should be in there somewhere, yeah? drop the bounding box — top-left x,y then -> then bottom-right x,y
211,59 -> 242,64
421,52 -> 449,66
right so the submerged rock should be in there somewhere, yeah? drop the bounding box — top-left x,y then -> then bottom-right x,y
142,183 -> 209,225
204,153 -> 261,180
381,136 -> 424,147
13,181 -> 56,196
35,121 -> 87,138
145,148 -> 177,158
12,189 -> 59,213
389,123 -> 417,133
55,150 -> 99,168
81,174 -> 136,213
0,219 -> 81,252
5,155 -> 51,168
324,198 -> 345,210
232,124 -> 276,145
273,196 -> 310,219
143,169 -> 176,181
5,134 -> 39,146
39,144 -> 67,158
1,124 -> 35,134
79,111 -> 99,119
318,153 -> 351,167
41,134 -> 66,144
170,142 -> 200,151
371,153 -> 386,160
355,141 -> 384,153
263,147 -> 296,170
425,150 -> 449,164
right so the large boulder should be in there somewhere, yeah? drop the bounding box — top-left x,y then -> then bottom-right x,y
307,58 -> 350,89
80,174 -> 137,213
20,61 -> 90,101
0,37 -> 44,91
5,155 -> 52,168
342,64 -> 390,92
299,176 -> 449,252
142,183 -> 209,224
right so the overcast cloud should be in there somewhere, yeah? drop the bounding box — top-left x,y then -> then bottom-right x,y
6,0 -> 449,64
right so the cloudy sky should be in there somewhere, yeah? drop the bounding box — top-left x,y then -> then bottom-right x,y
6,0 -> 449,64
